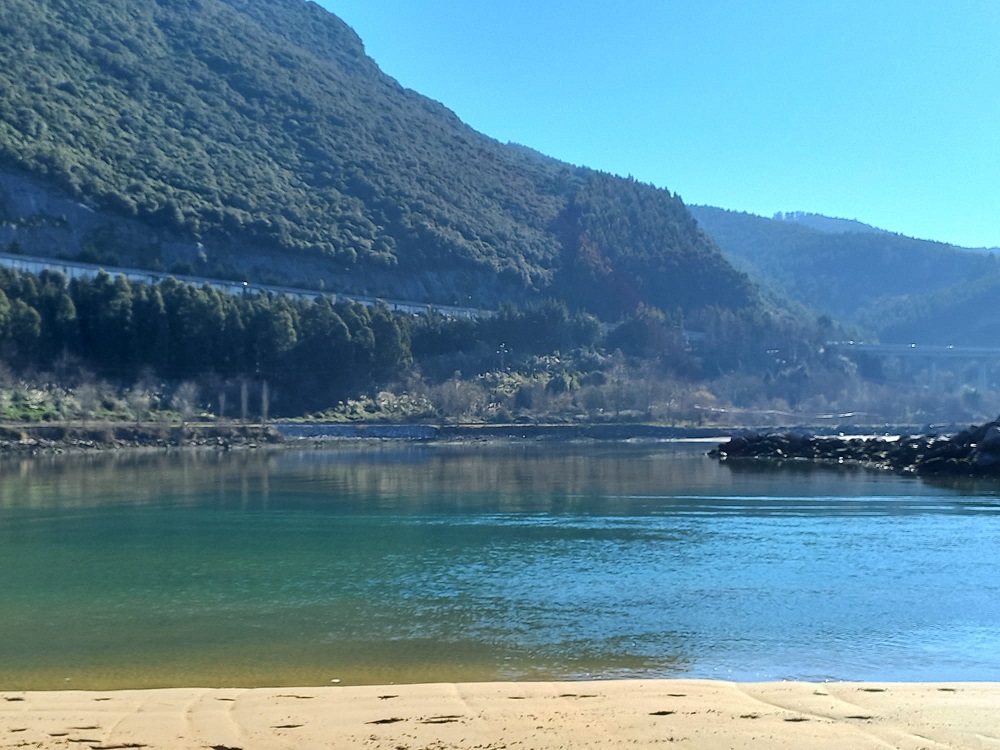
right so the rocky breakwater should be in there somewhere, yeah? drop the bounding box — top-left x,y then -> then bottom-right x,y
709,417 -> 1000,477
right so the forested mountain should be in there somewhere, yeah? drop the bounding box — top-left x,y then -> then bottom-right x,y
10,0 -> 992,423
689,206 -> 998,331
0,0 -> 754,319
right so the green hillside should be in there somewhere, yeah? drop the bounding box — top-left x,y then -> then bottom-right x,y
690,206 -> 997,327
862,273 -> 1000,346
0,0 -> 754,318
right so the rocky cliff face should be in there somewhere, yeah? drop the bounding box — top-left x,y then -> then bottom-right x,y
0,167 -> 518,305
0,168 -> 201,266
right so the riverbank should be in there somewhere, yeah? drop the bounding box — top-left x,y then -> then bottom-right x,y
2,680 -> 997,749
0,418 -> 969,456
0,422 -> 284,454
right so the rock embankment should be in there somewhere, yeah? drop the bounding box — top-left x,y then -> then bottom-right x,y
709,418 -> 1000,476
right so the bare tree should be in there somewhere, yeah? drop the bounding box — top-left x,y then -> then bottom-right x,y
75,382 -> 99,423
126,387 -> 151,427
240,379 -> 249,424
171,381 -> 199,426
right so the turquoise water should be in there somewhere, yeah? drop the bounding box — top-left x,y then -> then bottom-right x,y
1,442 -> 1000,689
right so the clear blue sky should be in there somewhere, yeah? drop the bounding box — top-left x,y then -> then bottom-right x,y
321,1 -> 1000,248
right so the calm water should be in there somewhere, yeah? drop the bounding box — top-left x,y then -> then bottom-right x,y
2,442 -> 1000,690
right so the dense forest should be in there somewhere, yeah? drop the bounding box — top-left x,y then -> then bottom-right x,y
0,264 -> 994,427
0,0 -> 753,319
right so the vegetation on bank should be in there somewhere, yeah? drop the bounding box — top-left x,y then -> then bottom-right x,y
0,266 -> 997,428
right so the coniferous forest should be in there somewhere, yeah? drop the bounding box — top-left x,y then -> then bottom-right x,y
0,263 -> 993,428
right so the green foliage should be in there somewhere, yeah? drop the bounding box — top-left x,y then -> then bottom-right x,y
0,267 -> 414,414
556,177 -> 756,318
607,304 -> 685,359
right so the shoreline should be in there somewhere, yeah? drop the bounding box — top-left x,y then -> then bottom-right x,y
3,679 -> 998,749
0,419 -> 962,456
0,422 -> 285,455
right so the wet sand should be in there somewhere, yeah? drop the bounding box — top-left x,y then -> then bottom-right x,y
3,680 -> 998,749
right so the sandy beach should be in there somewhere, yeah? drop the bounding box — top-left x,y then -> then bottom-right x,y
3,680 -> 998,749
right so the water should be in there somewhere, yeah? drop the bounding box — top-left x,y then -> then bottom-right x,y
1,442 -> 999,690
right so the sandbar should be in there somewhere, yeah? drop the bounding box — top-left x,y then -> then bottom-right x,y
3,680 -> 999,749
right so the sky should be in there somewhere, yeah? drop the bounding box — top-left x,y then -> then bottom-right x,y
321,1 -> 1000,249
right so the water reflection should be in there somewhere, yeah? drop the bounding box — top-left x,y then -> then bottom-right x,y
0,450 -> 281,510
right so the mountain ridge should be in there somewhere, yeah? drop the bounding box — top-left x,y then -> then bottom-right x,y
770,210 -> 889,236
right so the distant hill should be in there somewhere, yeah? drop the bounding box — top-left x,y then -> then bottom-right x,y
0,0 -> 755,319
771,211 -> 889,236
689,206 -> 997,338
772,211 -> 998,253
861,273 -> 1000,346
